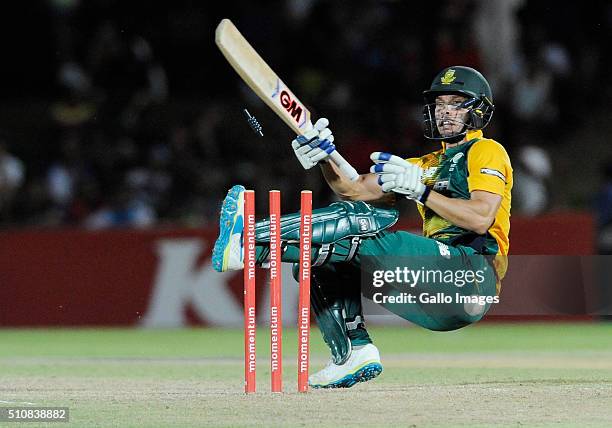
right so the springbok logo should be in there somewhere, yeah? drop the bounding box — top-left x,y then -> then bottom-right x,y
441,69 -> 456,85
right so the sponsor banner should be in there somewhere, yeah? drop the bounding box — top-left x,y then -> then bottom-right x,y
0,213 -> 596,326
0,228 -> 299,327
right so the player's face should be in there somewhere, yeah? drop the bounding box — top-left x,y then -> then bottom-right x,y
434,95 -> 469,138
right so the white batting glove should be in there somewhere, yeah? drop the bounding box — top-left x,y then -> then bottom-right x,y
291,118 -> 336,170
370,152 -> 430,203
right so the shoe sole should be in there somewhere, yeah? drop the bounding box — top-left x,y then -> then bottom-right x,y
310,362 -> 383,389
212,185 -> 245,272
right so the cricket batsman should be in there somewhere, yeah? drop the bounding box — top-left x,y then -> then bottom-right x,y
212,66 -> 512,388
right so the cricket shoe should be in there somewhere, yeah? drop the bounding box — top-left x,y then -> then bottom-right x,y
212,185 -> 246,272
309,343 -> 383,389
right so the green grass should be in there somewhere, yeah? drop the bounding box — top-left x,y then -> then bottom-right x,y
2,323 -> 611,357
1,324 -> 612,427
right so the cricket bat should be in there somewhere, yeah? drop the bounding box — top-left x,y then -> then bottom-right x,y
215,18 -> 359,181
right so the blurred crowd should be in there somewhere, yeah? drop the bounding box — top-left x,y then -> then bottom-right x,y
0,0 -> 610,229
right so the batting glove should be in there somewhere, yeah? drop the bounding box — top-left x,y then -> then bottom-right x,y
292,118 -> 336,170
370,152 -> 431,203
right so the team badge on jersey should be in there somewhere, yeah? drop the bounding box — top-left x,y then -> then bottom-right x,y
449,152 -> 464,172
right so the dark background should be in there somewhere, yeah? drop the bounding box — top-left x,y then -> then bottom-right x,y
0,0 -> 610,248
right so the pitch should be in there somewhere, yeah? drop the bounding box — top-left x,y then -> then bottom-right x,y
1,324 -> 611,427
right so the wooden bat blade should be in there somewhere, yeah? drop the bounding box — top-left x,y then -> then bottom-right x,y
215,19 -> 312,135
215,19 -> 359,181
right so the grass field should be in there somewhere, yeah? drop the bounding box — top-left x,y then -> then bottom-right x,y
1,323 -> 612,427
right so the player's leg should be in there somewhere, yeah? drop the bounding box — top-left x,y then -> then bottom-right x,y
212,185 -> 496,331
297,262 -> 382,388
211,185 -> 390,388
356,230 -> 498,331
212,184 -> 398,272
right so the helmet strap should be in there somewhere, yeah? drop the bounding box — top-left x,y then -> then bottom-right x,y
442,133 -> 465,146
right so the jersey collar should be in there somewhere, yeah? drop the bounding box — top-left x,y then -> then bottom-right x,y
441,129 -> 483,153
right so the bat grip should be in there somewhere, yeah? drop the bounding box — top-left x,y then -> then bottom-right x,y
329,151 -> 359,181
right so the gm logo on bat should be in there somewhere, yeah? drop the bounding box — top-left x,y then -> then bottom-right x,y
272,79 -> 310,130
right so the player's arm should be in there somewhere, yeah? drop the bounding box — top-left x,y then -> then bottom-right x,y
371,142 -> 510,234
423,190 -> 501,234
319,160 -> 394,203
374,156 -> 501,233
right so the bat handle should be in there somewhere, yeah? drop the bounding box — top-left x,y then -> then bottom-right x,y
301,120 -> 358,181
329,151 -> 359,181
